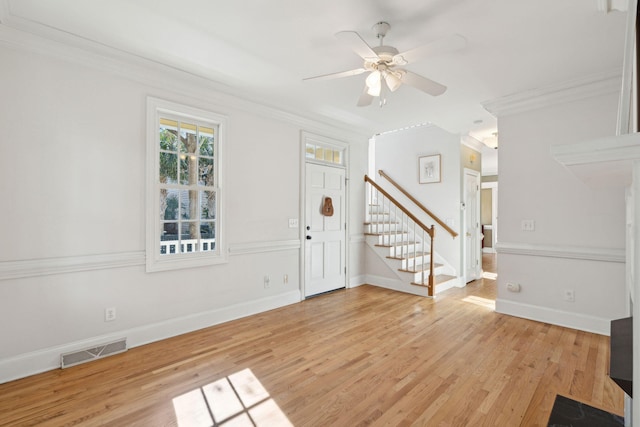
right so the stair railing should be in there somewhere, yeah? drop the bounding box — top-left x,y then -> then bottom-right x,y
365,175 -> 436,295
378,170 -> 458,239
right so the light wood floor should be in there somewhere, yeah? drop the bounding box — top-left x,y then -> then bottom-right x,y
0,254 -> 624,426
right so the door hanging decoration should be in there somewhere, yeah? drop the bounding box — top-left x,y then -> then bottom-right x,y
322,197 -> 334,216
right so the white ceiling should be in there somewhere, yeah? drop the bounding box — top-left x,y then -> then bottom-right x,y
0,0 -> 628,145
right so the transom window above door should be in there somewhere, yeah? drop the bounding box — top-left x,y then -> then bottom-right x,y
305,143 -> 345,166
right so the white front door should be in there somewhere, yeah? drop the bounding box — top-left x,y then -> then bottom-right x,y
464,169 -> 481,282
304,163 -> 346,297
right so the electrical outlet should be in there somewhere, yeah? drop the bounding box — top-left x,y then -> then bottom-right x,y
521,220 -> 535,231
288,218 -> 298,228
105,307 -> 116,322
264,275 -> 270,289
563,289 -> 575,302
506,282 -> 521,292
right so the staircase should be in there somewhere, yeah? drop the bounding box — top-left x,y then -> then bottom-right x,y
365,206 -> 457,296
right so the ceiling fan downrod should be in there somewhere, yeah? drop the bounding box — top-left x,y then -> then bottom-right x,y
373,21 -> 391,46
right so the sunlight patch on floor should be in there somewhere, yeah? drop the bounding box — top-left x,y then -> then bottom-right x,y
462,295 -> 496,310
173,368 -> 292,427
482,271 -> 497,280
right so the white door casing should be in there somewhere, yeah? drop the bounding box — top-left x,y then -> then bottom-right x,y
304,163 -> 346,297
464,168 -> 482,282
481,181 -> 498,251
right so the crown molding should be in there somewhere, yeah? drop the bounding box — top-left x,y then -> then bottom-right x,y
0,18 -> 371,143
482,70 -> 622,117
461,135 -> 485,152
551,132 -> 640,166
551,132 -> 640,188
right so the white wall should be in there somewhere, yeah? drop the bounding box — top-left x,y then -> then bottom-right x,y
494,87 -> 627,334
371,125 -> 462,277
0,32 -> 368,382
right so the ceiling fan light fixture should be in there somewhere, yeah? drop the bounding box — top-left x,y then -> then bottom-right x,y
383,70 -> 403,92
365,70 -> 382,96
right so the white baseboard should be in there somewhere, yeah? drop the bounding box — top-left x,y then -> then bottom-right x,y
439,276 -> 465,292
349,275 -> 367,288
495,298 -> 610,335
0,290 -> 301,384
365,274 -> 430,297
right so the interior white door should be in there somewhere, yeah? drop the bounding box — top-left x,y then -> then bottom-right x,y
304,163 -> 346,297
464,169 -> 481,283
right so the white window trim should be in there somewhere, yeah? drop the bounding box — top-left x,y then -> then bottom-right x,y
146,97 -> 227,272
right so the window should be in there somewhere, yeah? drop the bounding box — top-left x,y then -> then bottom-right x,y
146,98 -> 226,272
305,142 -> 345,166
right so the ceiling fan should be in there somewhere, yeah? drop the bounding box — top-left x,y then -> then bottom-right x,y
304,22 -> 466,107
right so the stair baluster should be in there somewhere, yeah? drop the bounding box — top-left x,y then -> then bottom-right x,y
364,175 -> 437,296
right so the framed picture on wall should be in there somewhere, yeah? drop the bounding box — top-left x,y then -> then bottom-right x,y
419,154 -> 441,184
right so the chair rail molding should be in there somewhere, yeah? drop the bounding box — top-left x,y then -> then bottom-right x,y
495,242 -> 625,263
228,240 -> 301,256
0,251 -> 146,281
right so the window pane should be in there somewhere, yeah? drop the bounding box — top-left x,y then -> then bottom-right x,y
180,155 -> 197,185
200,221 -> 215,239
181,190 -> 198,220
201,191 -> 216,219
162,222 -> 179,241
324,149 -> 333,162
162,189 -> 179,220
199,132 -> 214,157
160,153 -> 177,183
159,121 -> 178,151
315,147 -> 324,160
201,221 -> 215,251
181,221 -> 198,240
333,150 -> 342,164
305,144 -> 315,159
180,123 -> 198,154
199,158 -> 214,186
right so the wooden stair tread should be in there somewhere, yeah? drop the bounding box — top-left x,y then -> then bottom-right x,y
364,231 -> 408,236
375,242 -> 420,248
364,221 -> 400,225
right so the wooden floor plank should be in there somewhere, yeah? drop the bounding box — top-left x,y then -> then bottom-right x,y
0,254 -> 624,426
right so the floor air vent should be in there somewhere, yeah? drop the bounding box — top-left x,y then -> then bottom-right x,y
61,338 -> 127,368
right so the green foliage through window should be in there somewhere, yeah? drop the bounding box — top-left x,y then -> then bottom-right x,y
158,117 -> 218,255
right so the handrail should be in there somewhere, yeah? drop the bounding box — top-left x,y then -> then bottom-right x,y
378,170 -> 458,238
365,174 -> 436,295
365,175 -> 434,239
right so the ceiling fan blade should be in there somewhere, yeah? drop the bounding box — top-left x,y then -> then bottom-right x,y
401,71 -> 447,96
357,84 -> 374,107
393,34 -> 467,65
303,68 -> 367,81
335,31 -> 379,61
